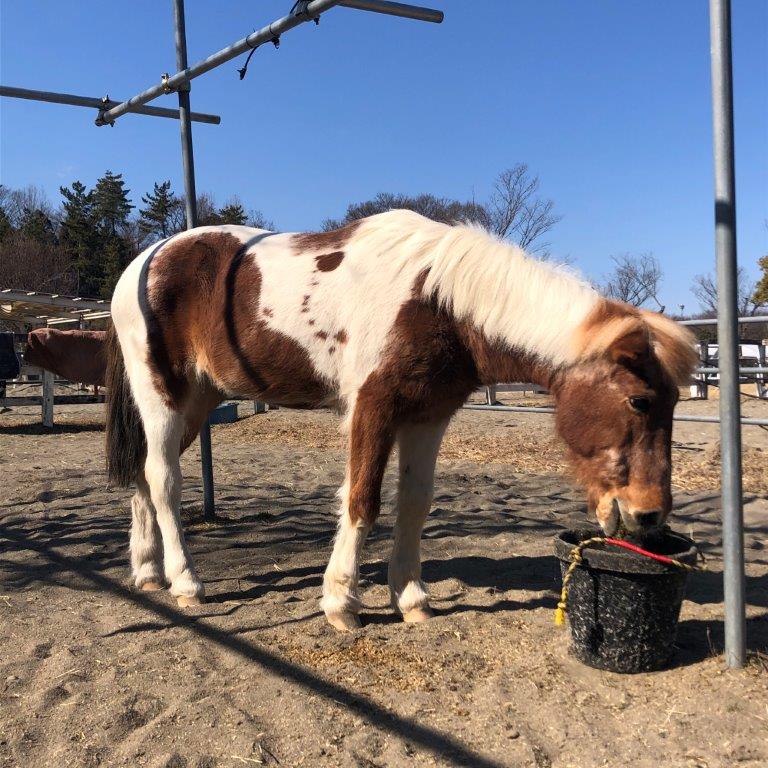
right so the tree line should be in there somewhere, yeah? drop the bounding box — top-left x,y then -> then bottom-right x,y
0,173 -> 271,299
1,166 -> 766,330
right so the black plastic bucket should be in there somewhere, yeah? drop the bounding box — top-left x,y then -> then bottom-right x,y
553,528 -> 698,673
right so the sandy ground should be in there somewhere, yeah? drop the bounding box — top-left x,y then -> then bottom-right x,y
1,393 -> 767,768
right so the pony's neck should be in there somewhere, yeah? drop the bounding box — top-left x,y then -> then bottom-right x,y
457,321 -> 559,391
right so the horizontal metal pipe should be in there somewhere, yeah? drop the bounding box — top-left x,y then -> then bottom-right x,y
697,366 -> 768,374
462,403 -> 768,427
339,0 -> 443,23
680,315 -> 767,326
97,0 -> 342,125
0,85 -> 220,125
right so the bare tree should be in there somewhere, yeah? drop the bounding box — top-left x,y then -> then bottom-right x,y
0,232 -> 77,294
320,164 -> 561,257
602,253 -> 664,309
0,184 -> 55,227
485,165 -> 561,256
692,268 -> 761,316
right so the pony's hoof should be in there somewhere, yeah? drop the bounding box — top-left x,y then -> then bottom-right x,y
326,611 -> 361,632
177,595 -> 204,608
140,580 -> 164,592
402,607 -> 433,623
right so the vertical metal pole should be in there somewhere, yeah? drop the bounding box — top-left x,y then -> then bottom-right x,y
709,0 -> 745,668
174,0 -> 216,520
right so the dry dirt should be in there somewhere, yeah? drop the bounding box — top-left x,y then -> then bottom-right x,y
1,393 -> 767,768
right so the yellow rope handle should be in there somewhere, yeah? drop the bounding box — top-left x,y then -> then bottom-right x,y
554,536 -> 605,626
554,534 -> 703,627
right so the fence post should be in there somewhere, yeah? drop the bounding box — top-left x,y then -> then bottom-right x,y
691,340 -> 709,399
757,342 -> 767,399
42,369 -> 54,428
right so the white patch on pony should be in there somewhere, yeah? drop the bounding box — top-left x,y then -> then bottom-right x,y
321,473 -> 369,621
351,210 -> 601,368
388,419 -> 449,616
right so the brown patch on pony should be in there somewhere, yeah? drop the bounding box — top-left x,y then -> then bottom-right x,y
315,251 -> 344,272
345,273 -> 556,526
328,346 -> 336,355
334,330 -> 348,344
301,295 -> 311,313
262,307 -> 273,318
308,319 -> 315,326
146,232 -> 332,409
573,299 -> 697,385
640,309 -> 699,385
315,331 -> 328,341
292,220 -> 361,252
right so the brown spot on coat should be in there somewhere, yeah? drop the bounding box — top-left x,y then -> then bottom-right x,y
334,330 -> 348,344
328,346 -> 336,354
262,307 -> 273,318
292,220 -> 361,252
315,251 -> 344,272
145,232 -> 332,410
315,331 -> 328,340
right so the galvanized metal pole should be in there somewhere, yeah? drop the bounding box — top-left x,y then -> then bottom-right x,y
97,0 -> 443,126
99,0 -> 342,125
174,0 -> 215,521
709,0 -> 746,668
0,85 -> 220,124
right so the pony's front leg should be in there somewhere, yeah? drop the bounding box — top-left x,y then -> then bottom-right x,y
130,472 -> 164,591
388,419 -> 448,623
321,403 -> 395,632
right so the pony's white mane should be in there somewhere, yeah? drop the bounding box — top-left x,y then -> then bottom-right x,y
354,209 -> 600,366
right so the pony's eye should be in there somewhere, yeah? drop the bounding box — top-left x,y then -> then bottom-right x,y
629,396 -> 651,414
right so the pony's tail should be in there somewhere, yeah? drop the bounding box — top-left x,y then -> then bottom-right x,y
105,324 -> 146,487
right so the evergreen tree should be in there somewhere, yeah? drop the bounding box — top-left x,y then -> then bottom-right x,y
139,180 -> 181,238
18,207 -> 57,245
100,236 -> 127,298
93,171 -> 134,237
59,181 -> 100,295
217,200 -> 247,225
0,206 -> 13,243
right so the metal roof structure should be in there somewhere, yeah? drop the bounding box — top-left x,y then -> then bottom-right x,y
0,288 -> 111,328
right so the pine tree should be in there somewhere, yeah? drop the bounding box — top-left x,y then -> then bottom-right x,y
0,206 -> 14,243
139,180 -> 181,238
18,207 -> 57,245
60,181 -> 100,295
93,171 -> 134,237
217,200 -> 247,225
100,236 -> 128,298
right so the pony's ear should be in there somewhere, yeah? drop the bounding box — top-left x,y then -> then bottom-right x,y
608,327 -> 650,367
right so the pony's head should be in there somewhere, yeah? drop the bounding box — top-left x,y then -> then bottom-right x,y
552,301 -> 698,536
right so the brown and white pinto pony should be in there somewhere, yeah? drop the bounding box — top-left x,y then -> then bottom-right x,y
105,211 -> 697,630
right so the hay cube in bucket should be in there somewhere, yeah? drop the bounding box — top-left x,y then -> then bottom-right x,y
553,528 -> 699,673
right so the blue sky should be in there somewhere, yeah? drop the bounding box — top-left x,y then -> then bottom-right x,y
1,0 -> 766,310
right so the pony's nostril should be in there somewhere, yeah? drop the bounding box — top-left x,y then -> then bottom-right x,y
635,511 -> 661,529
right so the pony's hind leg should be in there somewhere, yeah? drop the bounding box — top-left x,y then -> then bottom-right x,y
388,419 -> 448,623
136,387 -> 205,607
130,471 -> 164,591
321,400 -> 396,631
